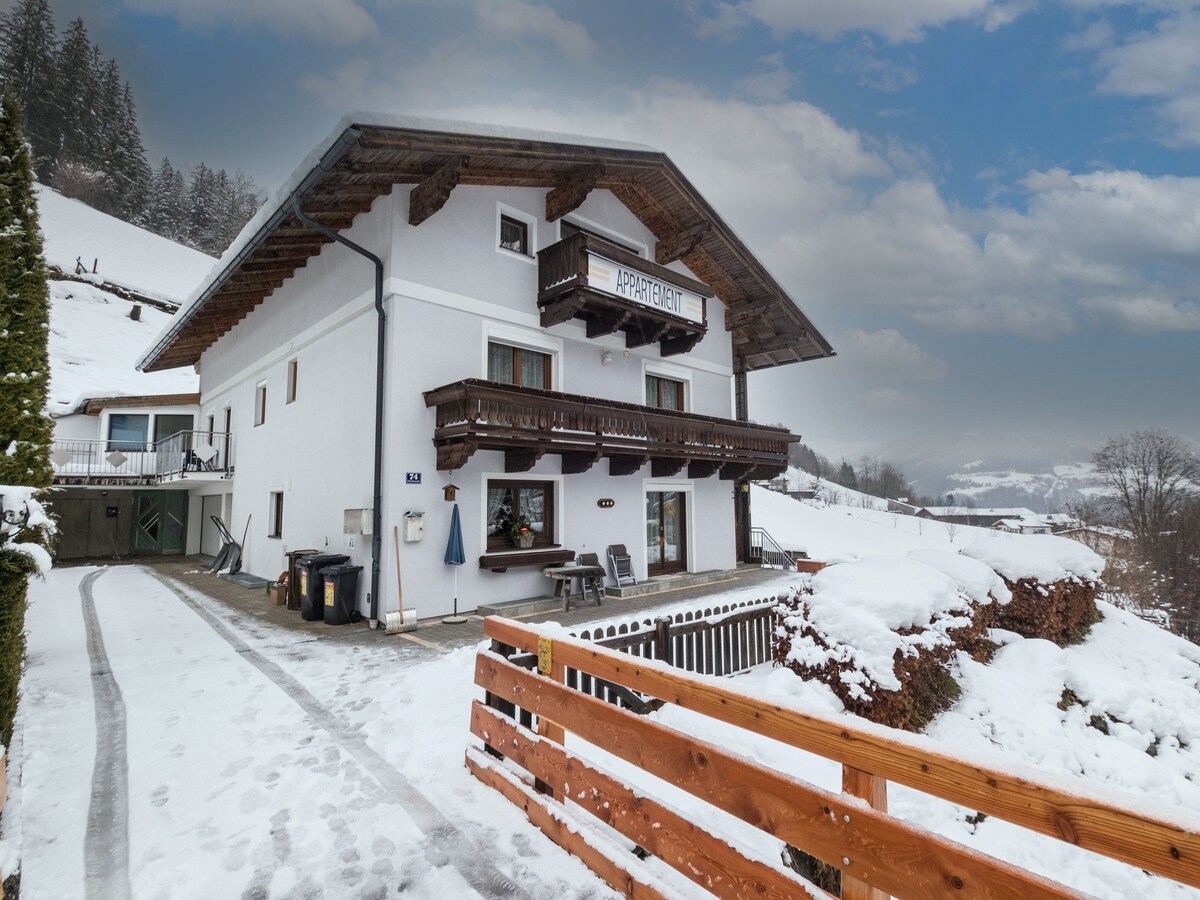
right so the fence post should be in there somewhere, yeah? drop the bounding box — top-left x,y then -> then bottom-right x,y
535,639 -> 566,801
484,640 -> 517,759
841,765 -> 890,900
654,617 -> 673,667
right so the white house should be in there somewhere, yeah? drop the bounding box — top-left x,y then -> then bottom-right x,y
136,115 -> 834,621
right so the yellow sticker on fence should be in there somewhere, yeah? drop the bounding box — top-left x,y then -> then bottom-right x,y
324,581 -> 335,607
538,635 -> 553,675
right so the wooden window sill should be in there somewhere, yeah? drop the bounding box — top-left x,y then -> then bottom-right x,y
479,548 -> 574,572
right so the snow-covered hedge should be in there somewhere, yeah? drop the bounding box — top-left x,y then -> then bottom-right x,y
963,534 -> 1105,646
772,554 -> 1005,731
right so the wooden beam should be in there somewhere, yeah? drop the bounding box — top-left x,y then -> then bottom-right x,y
660,332 -> 704,357
842,766 -> 890,900
484,619 -> 1200,893
505,448 -> 543,473
654,221 -> 711,266
687,460 -> 722,479
471,704 -> 833,900
586,308 -> 631,339
476,651 -> 1083,900
735,331 -> 807,357
545,164 -> 604,222
408,155 -> 468,226
719,463 -> 757,481
725,304 -> 772,331
651,458 -> 687,478
624,320 -> 668,349
436,441 -> 477,471
608,455 -> 647,476
539,294 -> 587,328
561,451 -> 599,475
464,750 -> 671,900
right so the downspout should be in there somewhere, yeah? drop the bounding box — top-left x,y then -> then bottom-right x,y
291,194 -> 387,628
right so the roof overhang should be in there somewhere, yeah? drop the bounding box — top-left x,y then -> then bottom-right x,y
138,115 -> 835,374
78,393 -> 202,415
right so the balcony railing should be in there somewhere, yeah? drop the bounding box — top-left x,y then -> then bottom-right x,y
537,232 -> 711,356
423,379 -> 795,478
50,431 -> 233,485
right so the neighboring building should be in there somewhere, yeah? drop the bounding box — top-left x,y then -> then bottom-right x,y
1059,525 -> 1132,557
887,498 -> 923,516
992,518 -> 1052,535
916,506 -> 1039,528
136,116 -> 834,620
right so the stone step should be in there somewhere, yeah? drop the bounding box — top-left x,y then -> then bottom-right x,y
476,595 -> 563,617
605,569 -> 735,599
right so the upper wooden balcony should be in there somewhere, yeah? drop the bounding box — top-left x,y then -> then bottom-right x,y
422,378 -> 796,478
537,232 -> 712,356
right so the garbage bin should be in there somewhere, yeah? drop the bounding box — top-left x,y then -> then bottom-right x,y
297,553 -> 349,621
321,564 -> 363,626
284,548 -> 318,610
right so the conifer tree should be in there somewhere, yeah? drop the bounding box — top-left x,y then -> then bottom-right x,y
0,89 -> 53,488
47,16 -> 92,175
0,0 -> 56,176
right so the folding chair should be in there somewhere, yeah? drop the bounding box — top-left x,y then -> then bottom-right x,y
607,544 -> 636,587
577,552 -> 605,606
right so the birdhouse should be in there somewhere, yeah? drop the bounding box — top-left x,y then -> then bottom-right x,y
443,483 -> 459,502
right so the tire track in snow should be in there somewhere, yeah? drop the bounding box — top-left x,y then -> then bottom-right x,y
148,570 -> 527,900
80,568 -> 133,900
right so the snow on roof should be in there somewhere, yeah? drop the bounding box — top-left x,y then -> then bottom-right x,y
36,185 -> 214,306
48,280 -> 197,417
139,113 -> 660,370
921,506 -> 1038,517
962,533 -> 1105,584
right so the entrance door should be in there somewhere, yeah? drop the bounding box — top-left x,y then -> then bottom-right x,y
646,491 -> 687,576
132,492 -> 187,554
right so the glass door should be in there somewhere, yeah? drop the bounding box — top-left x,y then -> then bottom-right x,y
646,491 -> 687,576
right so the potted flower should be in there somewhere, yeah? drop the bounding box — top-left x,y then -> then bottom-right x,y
508,514 -> 538,549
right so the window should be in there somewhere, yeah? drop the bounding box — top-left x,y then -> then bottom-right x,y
487,341 -> 551,390
108,414 -> 149,451
153,414 -> 194,447
486,479 -> 555,552
561,219 -> 641,256
646,374 -> 685,411
206,414 -> 215,440
499,215 -> 528,255
254,382 -> 267,426
286,359 -> 298,404
268,491 -> 284,538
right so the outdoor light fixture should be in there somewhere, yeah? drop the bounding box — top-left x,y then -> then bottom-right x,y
601,349 -> 615,366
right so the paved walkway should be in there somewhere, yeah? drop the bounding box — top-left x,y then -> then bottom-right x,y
120,556 -> 790,654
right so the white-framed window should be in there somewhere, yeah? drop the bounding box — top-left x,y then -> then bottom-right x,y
254,381 -> 267,426
482,323 -> 563,390
642,360 -> 692,412
286,358 -> 298,404
480,472 -> 563,552
268,491 -> 283,538
495,202 -> 537,263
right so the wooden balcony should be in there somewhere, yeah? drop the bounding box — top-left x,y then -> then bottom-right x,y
537,232 -> 711,356
423,379 -> 796,478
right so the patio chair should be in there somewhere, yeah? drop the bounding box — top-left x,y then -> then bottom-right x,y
577,552 -> 605,606
607,544 -> 636,587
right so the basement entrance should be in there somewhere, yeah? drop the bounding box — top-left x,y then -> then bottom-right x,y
132,491 -> 187,554
646,490 -> 687,576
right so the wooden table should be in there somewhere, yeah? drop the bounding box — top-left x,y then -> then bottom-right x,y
542,565 -> 605,611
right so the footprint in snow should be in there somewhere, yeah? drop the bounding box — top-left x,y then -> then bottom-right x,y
150,785 -> 169,807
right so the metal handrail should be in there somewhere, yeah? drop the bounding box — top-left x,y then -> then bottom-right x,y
749,526 -> 796,570
153,430 -> 233,478
49,431 -> 233,483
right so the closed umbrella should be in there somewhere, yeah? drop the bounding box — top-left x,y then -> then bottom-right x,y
443,503 -> 467,624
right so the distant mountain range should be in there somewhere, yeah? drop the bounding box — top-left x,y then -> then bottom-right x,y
870,437 -> 1110,513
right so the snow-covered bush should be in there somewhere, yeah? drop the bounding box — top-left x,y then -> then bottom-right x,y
963,534 -> 1105,646
772,554 -> 1008,731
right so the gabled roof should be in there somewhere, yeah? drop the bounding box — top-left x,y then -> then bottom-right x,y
138,113 -> 834,374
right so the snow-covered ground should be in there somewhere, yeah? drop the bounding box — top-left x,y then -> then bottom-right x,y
36,186 -> 213,307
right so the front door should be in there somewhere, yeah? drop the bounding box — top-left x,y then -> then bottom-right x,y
132,491 -> 187,554
646,491 -> 687,576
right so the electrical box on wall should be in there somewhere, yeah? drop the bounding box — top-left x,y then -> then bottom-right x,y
403,511 -> 424,542
343,508 -> 373,535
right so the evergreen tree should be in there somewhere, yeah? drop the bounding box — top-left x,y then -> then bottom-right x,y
47,16 -> 93,175
113,81 -> 150,218
0,89 -> 53,488
0,0 -> 57,176
836,460 -> 858,490
187,161 -> 219,252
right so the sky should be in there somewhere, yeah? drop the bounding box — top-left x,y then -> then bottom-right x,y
38,0 -> 1200,458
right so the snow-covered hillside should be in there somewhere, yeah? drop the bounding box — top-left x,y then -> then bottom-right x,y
38,185 -> 210,416
36,186 -> 213,307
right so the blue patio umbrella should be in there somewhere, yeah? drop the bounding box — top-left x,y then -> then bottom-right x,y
443,503 -> 468,624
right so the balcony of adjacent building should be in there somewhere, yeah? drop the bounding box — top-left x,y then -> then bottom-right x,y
537,230 -> 711,357
422,379 -> 796,478
50,431 -> 235,487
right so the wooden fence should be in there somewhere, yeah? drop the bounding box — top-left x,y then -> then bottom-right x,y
470,616 -> 1200,900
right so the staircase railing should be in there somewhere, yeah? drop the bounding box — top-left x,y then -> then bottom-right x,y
749,526 -> 796,569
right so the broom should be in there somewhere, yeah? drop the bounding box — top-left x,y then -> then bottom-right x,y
385,525 -> 418,634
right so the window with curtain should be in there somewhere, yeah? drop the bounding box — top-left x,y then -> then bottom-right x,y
107,414 -> 149,451
487,342 -> 551,390
499,215 -> 528,255
645,374 -> 685,411
486,480 -> 554,551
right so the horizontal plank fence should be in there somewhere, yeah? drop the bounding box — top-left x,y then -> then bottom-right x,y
472,615 -> 1200,900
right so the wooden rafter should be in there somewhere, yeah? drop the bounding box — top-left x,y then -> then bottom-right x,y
505,448 -> 543,473
623,320 -> 668,349
545,164 -> 605,222
608,454 -> 647,476
560,452 -> 599,475
654,221 -> 710,266
660,332 -> 703,357
650,458 -> 687,478
408,155 -> 468,226
585,308 -> 630,339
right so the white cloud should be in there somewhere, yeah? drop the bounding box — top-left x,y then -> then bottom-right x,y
1080,294 -> 1200,333
836,328 -> 949,381
835,39 -> 920,91
474,0 -> 597,59
686,0 -> 1022,43
734,52 -> 796,101
123,0 -> 377,43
